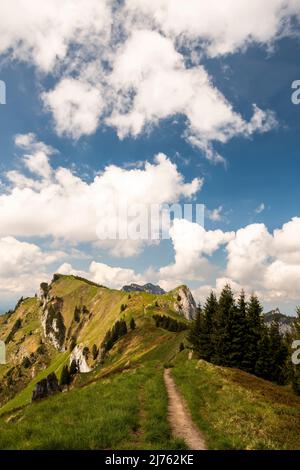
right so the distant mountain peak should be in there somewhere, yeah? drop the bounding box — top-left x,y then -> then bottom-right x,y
263,308 -> 294,334
122,283 -> 166,295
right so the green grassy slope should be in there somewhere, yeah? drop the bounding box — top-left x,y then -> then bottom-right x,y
0,321 -> 187,450
0,274 -> 187,410
172,352 -> 300,450
0,362 -> 185,450
1,275 -> 299,450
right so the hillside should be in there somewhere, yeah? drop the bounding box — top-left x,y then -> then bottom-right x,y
0,275 -> 300,450
0,274 -> 191,411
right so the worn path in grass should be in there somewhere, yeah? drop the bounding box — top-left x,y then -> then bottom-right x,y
164,368 -> 206,450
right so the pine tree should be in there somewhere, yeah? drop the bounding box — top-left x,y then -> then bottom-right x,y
212,285 -> 236,366
92,344 -> 98,360
291,307 -> 300,394
244,294 -> 264,373
188,304 -> 203,355
255,324 -> 272,380
130,318 -> 136,330
199,292 -> 217,362
269,318 -> 289,385
228,290 -> 249,369
102,329 -> 112,352
120,320 -> 127,336
60,365 -> 71,386
70,359 -> 78,375
74,306 -> 80,323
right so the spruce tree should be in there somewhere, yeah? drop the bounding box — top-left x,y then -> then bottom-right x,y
74,306 -> 80,323
92,344 -> 98,360
212,285 -> 236,366
244,294 -> 264,373
120,319 -> 127,336
228,290 -> 249,369
70,359 -> 78,375
130,318 -> 136,330
60,365 -> 71,386
199,292 -> 217,362
188,304 -> 203,355
255,324 -> 272,380
291,307 -> 300,394
269,318 -> 288,385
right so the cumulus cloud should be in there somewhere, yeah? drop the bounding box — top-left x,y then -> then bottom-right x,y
124,0 -> 300,56
224,218 -> 300,301
0,1 -> 290,159
0,0 -> 112,72
226,224 -> 273,283
42,78 -> 104,139
159,218 -> 234,282
0,236 -> 65,297
58,261 -> 144,289
106,30 -> 277,163
0,137 -> 202,257
160,216 -> 300,305
208,205 -> 223,222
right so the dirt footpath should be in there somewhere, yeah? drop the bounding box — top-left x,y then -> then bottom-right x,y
164,368 -> 206,450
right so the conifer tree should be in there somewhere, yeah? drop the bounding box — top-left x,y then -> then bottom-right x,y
228,290 -> 249,369
188,304 -> 203,355
130,317 -> 136,330
92,344 -> 98,360
199,292 -> 217,362
212,285 -> 236,366
120,319 -> 127,336
255,324 -> 272,380
60,365 -> 71,386
269,318 -> 288,385
291,307 -> 300,394
244,294 -> 264,373
70,359 -> 79,376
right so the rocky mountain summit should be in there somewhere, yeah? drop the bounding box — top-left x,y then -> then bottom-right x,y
122,283 -> 166,295
263,308 -> 294,333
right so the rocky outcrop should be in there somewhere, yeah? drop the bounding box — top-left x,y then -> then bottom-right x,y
32,372 -> 61,402
40,283 -> 66,351
173,286 -> 197,321
70,345 -> 92,373
122,283 -> 166,295
264,308 -> 294,334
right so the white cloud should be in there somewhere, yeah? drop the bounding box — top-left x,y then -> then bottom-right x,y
106,30 -> 277,163
159,218 -> 234,282
226,224 -> 273,283
58,260 -> 144,289
0,0 -> 112,72
0,139 -> 202,257
160,216 -> 300,305
42,78 -> 104,139
208,205 -> 223,222
0,3 -> 285,158
0,236 -> 65,296
224,218 -> 300,301
124,0 -> 300,56
255,202 -> 265,214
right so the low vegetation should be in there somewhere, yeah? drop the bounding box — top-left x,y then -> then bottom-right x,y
189,287 -> 290,386
0,363 -> 184,450
172,354 -> 300,450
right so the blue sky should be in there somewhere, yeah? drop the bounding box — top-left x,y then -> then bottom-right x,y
0,0 -> 300,314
